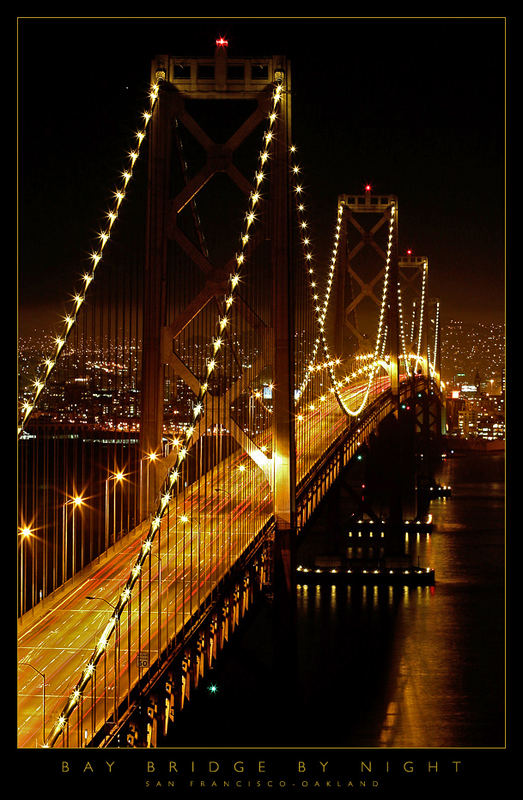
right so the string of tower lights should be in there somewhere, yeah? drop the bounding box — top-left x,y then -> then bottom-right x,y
288,144 -> 396,419
17,80 -> 163,438
45,77 -> 284,747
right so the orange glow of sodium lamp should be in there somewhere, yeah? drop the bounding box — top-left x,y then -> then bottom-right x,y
70,496 -> 84,578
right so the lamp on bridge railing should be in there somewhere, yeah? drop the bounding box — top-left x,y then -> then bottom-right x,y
140,451 -> 159,521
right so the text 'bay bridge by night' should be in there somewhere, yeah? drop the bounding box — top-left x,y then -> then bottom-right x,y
17,41 -> 446,749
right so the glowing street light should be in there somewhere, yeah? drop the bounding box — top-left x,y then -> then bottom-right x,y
62,495 -> 85,581
141,451 -> 159,520
105,469 -> 126,550
71,496 -> 84,578
19,526 -> 33,615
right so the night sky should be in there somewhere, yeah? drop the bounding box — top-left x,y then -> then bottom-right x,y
18,17 -> 506,333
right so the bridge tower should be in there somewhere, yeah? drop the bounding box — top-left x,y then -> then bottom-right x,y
398,254 -> 429,379
430,297 -> 446,437
139,43 -> 296,586
414,295 -> 446,510
336,190 -> 400,401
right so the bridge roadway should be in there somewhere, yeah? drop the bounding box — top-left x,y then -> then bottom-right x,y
17,374 -> 393,748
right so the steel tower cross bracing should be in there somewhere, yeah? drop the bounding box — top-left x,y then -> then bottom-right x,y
337,191 -> 400,403
20,39 -> 450,747
398,254 -> 430,377
140,46 -> 295,518
336,191 -> 398,352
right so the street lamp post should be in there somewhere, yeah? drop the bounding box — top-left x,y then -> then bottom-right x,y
156,553 -> 162,661
238,464 -> 247,560
71,496 -> 83,579
87,596 -> 120,726
105,470 -> 125,551
113,471 -> 124,545
139,458 -> 143,521
20,662 -> 46,746
104,477 -> 109,551
215,486 -> 232,572
19,527 -> 32,616
148,452 -> 157,513
62,503 -> 68,582
62,495 -> 84,581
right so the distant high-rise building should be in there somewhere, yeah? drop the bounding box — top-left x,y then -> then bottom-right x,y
442,319 -> 504,393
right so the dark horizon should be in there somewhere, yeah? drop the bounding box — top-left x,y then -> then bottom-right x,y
18,17 -> 506,335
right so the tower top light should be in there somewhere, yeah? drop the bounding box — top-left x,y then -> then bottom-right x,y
364,184 -> 371,192
216,37 -> 228,47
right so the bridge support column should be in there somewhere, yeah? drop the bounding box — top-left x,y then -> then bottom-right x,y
269,61 -> 298,723
368,411 -> 416,564
146,696 -> 158,747
271,107 -> 297,606
270,59 -> 296,599
207,617 -> 217,669
139,51 -> 287,518
180,653 -> 191,710
415,385 -> 433,519
388,209 -> 400,410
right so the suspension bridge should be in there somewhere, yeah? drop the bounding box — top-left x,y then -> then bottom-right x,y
17,43 -> 445,749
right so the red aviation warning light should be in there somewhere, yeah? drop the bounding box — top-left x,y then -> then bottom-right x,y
216,37 -> 228,47
406,249 -> 413,255
364,184 -> 372,192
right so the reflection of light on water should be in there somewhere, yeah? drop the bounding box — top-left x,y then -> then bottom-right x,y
433,522 -> 467,531
379,699 -> 399,745
292,454 -> 504,748
372,585 -> 378,607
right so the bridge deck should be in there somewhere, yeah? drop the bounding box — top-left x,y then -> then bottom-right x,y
17,378 -> 392,748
